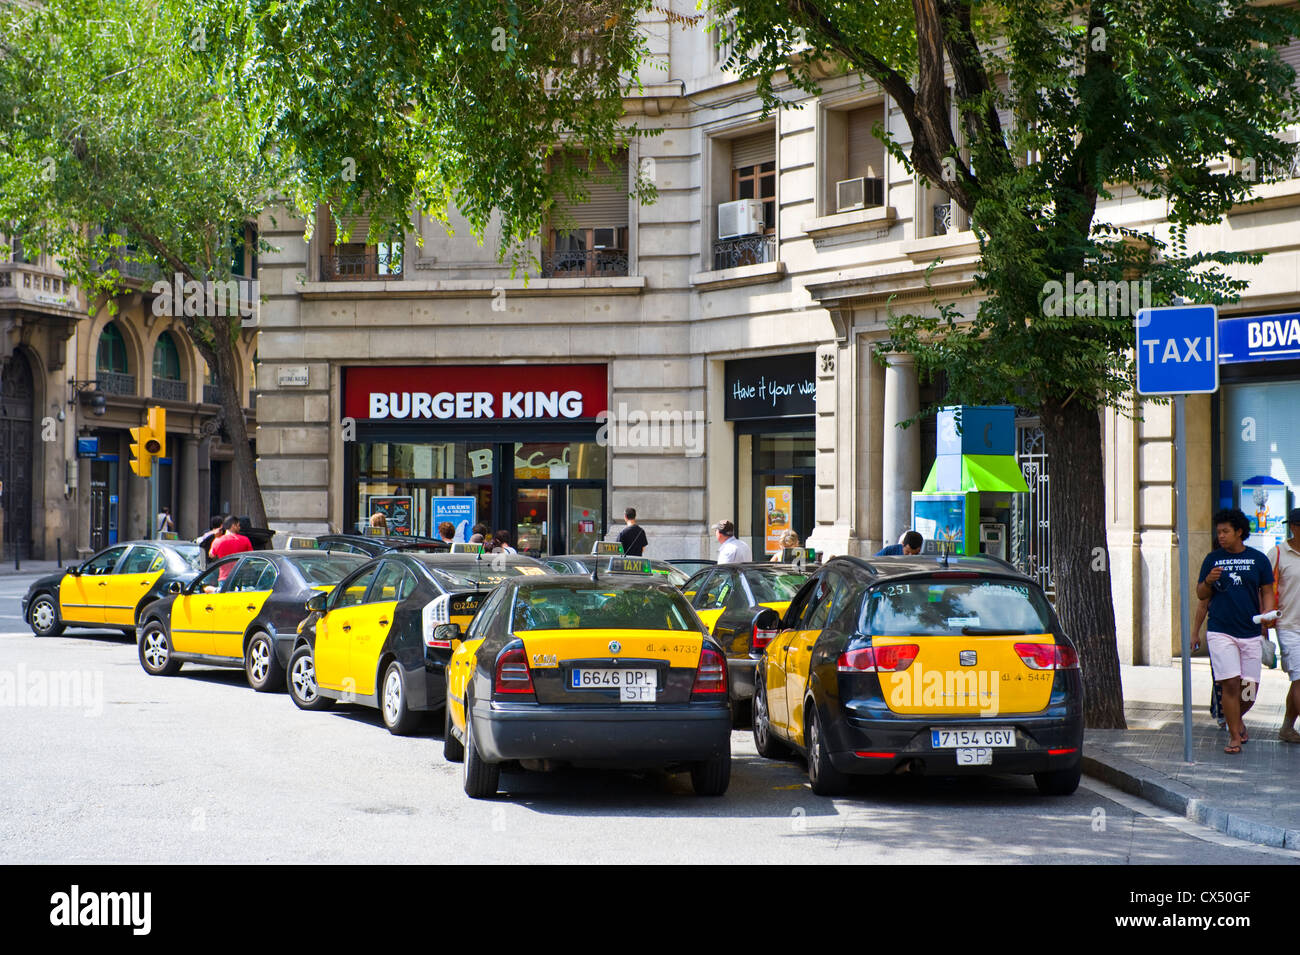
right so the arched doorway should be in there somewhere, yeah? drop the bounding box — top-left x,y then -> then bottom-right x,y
0,352 -> 35,560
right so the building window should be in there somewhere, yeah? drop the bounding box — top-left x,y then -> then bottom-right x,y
319,206 -> 403,280
713,129 -> 777,269
733,161 -> 776,233
824,103 -> 887,214
231,222 -> 258,279
96,323 -> 129,374
545,151 -> 630,278
152,332 -> 187,402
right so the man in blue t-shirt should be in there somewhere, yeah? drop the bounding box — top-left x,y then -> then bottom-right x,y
1194,507 -> 1276,754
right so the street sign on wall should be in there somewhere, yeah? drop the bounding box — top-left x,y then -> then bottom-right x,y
1135,305 -> 1219,395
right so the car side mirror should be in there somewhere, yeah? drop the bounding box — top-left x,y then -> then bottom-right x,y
306,592 -> 328,613
168,581 -> 183,594
433,623 -> 461,644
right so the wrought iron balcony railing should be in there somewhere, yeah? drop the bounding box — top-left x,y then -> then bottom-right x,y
319,249 -> 403,281
541,249 -> 629,278
96,372 -> 136,397
932,202 -> 954,236
152,378 -> 188,402
202,384 -> 220,405
712,234 -> 776,271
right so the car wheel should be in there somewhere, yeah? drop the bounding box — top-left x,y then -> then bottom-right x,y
245,631 -> 284,693
806,704 -> 847,797
752,678 -> 789,759
28,594 -> 65,637
381,661 -> 422,735
288,645 -> 334,711
1033,762 -> 1082,796
443,701 -> 465,763
138,621 -> 182,676
462,700 -> 500,799
689,751 -> 731,796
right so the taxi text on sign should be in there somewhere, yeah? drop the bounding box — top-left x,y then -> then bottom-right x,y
1135,305 -> 1219,396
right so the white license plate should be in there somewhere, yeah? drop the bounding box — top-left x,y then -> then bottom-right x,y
571,667 -> 657,702
956,747 -> 993,766
931,726 -> 1015,748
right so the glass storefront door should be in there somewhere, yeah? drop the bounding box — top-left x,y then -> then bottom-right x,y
567,486 -> 603,556
514,487 -> 550,556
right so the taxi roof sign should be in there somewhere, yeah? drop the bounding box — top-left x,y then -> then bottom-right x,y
593,541 -> 624,555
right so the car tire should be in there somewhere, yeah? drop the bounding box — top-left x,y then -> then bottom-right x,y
462,700 -> 500,799
689,751 -> 731,796
443,701 -> 465,763
806,704 -> 847,797
381,661 -> 422,735
1033,762 -> 1082,796
28,594 -> 65,638
752,678 -> 789,759
245,631 -> 284,693
288,645 -> 334,711
138,621 -> 182,676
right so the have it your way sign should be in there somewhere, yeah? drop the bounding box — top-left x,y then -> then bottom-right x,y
1135,305 -> 1219,396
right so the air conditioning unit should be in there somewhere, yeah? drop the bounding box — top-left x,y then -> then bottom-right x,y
592,227 -> 617,249
717,199 -> 764,240
836,176 -> 885,212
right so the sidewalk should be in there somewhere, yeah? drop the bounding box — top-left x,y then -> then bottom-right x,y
1084,661 -> 1300,850
0,559 -> 66,577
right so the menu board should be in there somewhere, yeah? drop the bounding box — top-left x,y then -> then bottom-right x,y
765,485 -> 793,554
367,495 -> 414,536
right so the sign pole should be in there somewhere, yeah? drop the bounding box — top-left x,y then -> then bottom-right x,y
1174,394 -> 1194,764
149,460 -> 158,541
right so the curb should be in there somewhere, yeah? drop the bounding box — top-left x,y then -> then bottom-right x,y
1082,748 -> 1300,851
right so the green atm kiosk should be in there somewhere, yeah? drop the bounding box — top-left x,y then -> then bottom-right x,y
911,405 -> 1029,557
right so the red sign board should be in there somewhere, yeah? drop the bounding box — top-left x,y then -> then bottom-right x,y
344,365 -> 608,421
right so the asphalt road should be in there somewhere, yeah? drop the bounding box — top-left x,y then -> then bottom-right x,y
1,572 -> 1296,864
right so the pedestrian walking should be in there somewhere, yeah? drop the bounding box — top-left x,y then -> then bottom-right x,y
1193,508 -> 1276,754
156,505 -> 174,538
209,514 -> 253,582
196,516 -> 223,563
713,519 -> 753,564
1266,508 -> 1300,743
491,530 -> 517,554
876,530 -> 923,556
617,507 -> 648,556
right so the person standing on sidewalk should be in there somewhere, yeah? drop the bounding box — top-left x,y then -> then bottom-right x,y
1194,508 -> 1276,754
209,515 -> 253,583
617,508 -> 648,556
1266,508 -> 1300,743
713,519 -> 752,564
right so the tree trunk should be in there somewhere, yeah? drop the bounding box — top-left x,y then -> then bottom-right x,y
1040,396 -> 1126,728
190,314 -> 268,530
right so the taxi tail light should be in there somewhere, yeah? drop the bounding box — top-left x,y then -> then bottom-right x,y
493,646 -> 535,697
1014,642 -> 1078,670
836,644 -> 919,673
692,646 -> 727,697
751,622 -> 778,650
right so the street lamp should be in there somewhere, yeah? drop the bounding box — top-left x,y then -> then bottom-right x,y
68,378 -> 107,416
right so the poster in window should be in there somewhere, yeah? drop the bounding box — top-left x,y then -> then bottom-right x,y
765,485 -> 793,554
366,495 -> 413,536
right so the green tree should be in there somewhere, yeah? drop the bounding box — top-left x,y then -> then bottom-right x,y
714,0 -> 1300,726
0,0 -> 278,526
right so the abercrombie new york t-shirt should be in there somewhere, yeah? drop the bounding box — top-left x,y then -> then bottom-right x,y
1198,547 -> 1274,639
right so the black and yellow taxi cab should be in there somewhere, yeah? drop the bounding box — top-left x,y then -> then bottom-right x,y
288,533 -> 450,557
286,552 -> 554,735
752,555 -> 1084,797
682,563 -> 809,702
543,554 -> 691,588
135,550 -> 367,690
441,574 -> 733,798
23,540 -> 205,638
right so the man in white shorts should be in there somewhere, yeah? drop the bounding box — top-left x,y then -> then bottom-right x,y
1267,508 -> 1300,743
1194,508 -> 1276,754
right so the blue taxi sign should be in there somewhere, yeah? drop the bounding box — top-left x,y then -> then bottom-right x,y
1135,305 -> 1219,395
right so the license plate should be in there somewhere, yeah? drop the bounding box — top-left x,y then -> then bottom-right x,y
931,726 -> 1015,748
571,667 -> 657,703
956,747 -> 993,765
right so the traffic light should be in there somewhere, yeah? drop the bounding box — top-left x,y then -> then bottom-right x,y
128,407 -> 166,477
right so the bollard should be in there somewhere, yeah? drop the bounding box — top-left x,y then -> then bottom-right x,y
57,538 -> 63,568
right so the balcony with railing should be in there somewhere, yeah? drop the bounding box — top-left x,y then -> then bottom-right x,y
319,246 -> 403,281
152,378 -> 188,402
203,384 -> 220,405
712,234 -> 776,271
97,372 -> 136,396
541,248 -> 629,278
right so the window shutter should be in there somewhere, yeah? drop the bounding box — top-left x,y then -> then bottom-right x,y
1280,38 -> 1300,77
731,130 -> 775,169
551,152 -> 629,229
845,107 -> 885,180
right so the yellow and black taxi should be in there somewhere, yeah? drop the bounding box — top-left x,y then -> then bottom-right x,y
290,533 -> 450,557
135,550 -> 367,690
23,540 -> 205,638
286,552 -> 554,735
683,562 -> 809,702
543,554 -> 691,588
441,574 -> 733,798
753,555 -> 1084,797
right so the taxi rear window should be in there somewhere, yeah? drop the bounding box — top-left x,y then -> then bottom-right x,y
511,584 -> 698,632
290,555 -> 367,585
862,578 -> 1051,636
171,544 -> 205,572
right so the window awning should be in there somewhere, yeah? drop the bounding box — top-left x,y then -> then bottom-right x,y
921,454 -> 1031,494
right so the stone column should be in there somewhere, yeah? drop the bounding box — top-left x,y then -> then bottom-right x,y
881,352 -> 920,546
179,436 -> 199,539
